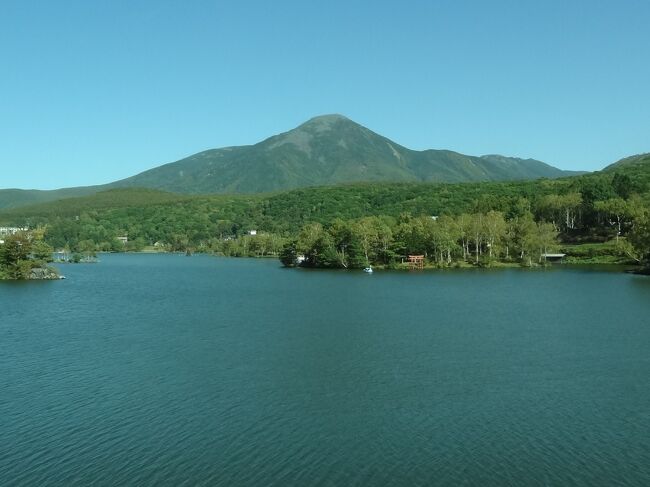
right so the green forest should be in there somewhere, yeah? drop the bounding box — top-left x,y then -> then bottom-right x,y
0,230 -> 58,279
1,155 -> 649,272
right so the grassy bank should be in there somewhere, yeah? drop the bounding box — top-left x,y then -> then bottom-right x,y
560,240 -> 634,264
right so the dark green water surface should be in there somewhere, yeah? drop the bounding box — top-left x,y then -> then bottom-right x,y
1,254 -> 649,486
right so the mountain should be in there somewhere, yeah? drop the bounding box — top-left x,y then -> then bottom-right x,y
603,153 -> 650,171
109,114 -> 575,193
602,153 -> 650,192
0,114 -> 578,209
0,187 -> 101,211
478,155 -> 585,179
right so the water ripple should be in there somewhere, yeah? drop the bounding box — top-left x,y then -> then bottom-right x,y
1,255 -> 649,485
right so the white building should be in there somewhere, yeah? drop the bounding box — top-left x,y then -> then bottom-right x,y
0,227 -> 28,237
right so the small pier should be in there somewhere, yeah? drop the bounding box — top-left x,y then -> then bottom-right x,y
542,253 -> 566,263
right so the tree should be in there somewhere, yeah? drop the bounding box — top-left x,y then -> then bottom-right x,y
373,217 -> 395,264
30,228 -> 54,264
351,217 -> 380,265
297,223 -> 325,256
432,216 -> 459,265
470,213 -> 485,264
456,213 -> 472,261
394,217 -> 430,258
537,193 -> 582,232
559,193 -> 582,230
594,198 -> 633,242
31,239 -> 54,263
612,172 -> 633,199
0,232 -> 34,279
627,206 -> 650,264
483,211 -> 507,260
329,219 -> 353,267
279,240 -> 298,267
296,224 -> 342,268
536,222 -> 559,262
512,213 -> 537,266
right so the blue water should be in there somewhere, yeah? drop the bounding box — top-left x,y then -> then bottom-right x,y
1,254 -> 649,486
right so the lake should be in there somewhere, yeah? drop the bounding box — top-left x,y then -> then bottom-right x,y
1,254 -> 649,486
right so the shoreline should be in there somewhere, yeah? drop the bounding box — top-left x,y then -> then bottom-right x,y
37,251 -> 648,277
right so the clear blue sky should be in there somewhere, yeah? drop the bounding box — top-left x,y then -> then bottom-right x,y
2,0 -> 649,189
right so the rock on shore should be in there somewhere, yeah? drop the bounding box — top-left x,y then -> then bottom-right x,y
29,267 -> 60,280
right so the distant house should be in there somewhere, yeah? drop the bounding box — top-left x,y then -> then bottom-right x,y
116,236 -> 128,245
55,249 -> 70,262
0,226 -> 28,237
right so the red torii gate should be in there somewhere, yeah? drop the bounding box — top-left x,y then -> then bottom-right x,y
407,255 -> 424,270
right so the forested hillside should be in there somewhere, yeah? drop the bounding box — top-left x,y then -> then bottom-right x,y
0,187 -> 100,210
1,158 -> 648,269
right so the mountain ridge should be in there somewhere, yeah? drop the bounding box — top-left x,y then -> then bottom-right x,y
107,114 -> 576,193
604,153 -> 650,170
0,114 -> 580,209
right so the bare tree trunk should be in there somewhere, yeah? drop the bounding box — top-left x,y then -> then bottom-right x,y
565,208 -> 570,229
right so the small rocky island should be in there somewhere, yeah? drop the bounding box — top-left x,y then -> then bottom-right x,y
0,230 -> 60,280
28,267 -> 61,280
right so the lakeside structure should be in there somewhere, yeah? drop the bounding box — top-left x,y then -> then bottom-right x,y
0,226 -> 28,244
542,253 -> 567,263
407,255 -> 425,270
0,227 -> 28,236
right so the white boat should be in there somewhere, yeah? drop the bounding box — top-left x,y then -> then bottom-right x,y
363,266 -> 373,273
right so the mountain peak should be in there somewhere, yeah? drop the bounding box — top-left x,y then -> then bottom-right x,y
113,116 -> 574,193
299,114 -> 352,131
305,113 -> 350,123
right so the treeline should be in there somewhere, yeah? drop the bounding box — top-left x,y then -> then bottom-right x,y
279,203 -> 650,269
0,165 -> 648,267
280,212 -> 555,268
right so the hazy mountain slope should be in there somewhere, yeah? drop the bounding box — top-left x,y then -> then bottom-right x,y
0,186 -> 103,210
478,155 -> 585,179
0,188 -> 189,221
